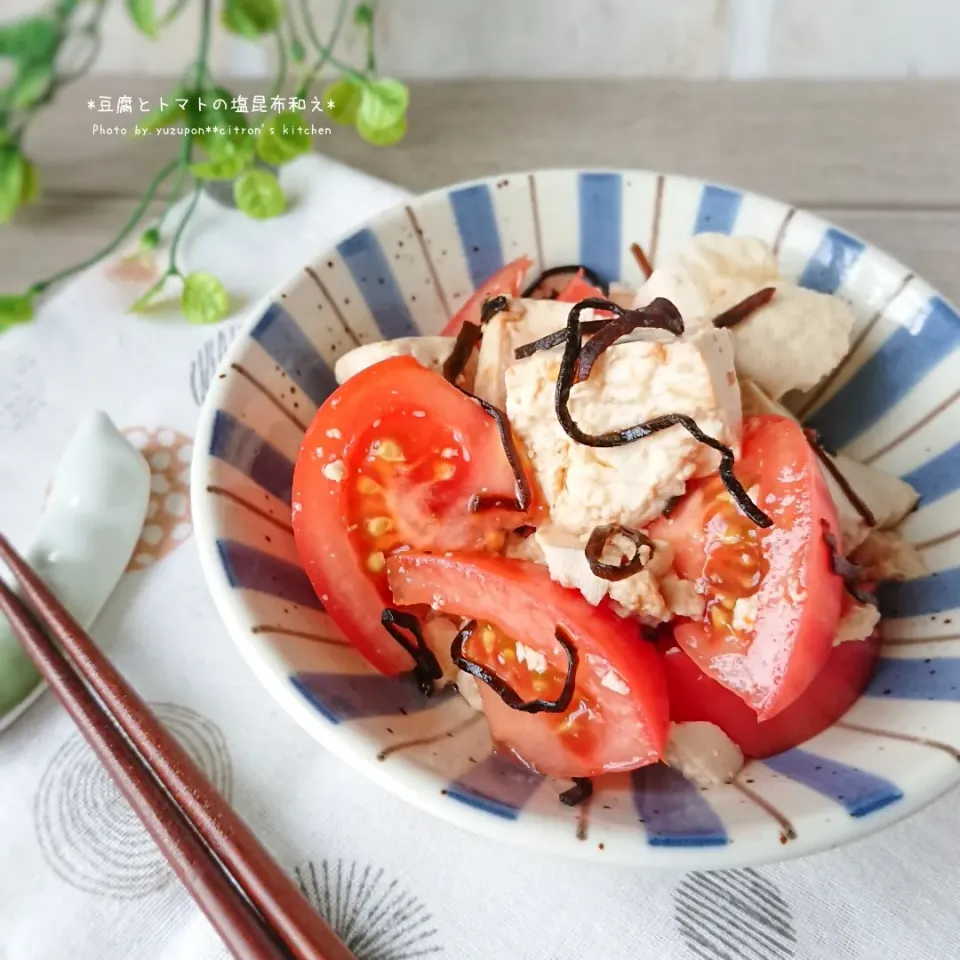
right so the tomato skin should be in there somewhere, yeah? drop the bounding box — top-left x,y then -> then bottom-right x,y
292,357 -> 533,676
440,256 -> 533,336
387,552 -> 669,778
661,632 -> 880,758
654,415 -> 845,721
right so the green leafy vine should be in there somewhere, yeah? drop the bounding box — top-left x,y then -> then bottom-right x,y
0,0 -> 408,332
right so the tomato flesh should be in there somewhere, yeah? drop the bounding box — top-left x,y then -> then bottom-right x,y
661,629 -> 880,758
555,270 -> 606,303
387,552 -> 669,777
292,357 -> 534,675
651,415 -> 844,720
440,256 -> 533,336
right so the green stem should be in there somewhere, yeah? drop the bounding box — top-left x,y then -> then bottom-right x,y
300,0 -> 351,91
271,30 -> 288,99
29,160 -> 179,296
365,0 -> 379,74
167,183 -> 202,277
194,0 -> 213,90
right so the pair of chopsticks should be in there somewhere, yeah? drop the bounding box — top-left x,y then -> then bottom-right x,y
0,533 -> 356,960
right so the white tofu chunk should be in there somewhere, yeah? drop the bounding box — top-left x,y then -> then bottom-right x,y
505,328 -> 741,534
334,336 -> 455,384
729,284 -> 855,399
473,297 -> 600,409
455,671 -> 484,711
833,601 -> 881,646
636,234 -> 854,399
852,530 -> 928,582
422,616 -> 461,686
739,379 -> 919,552
665,721 -> 744,787
635,233 -> 779,326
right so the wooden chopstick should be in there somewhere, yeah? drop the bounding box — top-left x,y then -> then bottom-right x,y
0,533 -> 355,960
0,582 -> 289,960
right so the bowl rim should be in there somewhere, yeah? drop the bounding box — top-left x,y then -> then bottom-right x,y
191,165 -> 960,868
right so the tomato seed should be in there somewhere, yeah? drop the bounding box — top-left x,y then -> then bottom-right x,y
433,462 -> 456,481
366,551 -> 386,573
366,516 -> 393,537
375,439 -> 405,462
357,476 -> 382,494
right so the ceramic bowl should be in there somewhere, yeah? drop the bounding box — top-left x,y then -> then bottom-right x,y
192,169 -> 960,868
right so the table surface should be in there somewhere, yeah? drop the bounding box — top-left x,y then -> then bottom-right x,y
2,76 -> 959,303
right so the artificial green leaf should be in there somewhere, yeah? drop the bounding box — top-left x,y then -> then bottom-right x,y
11,60 -> 54,108
234,169 -> 285,220
181,272 -> 229,324
220,0 -> 279,38
356,112 -> 406,147
353,3 -> 374,25
19,158 -> 39,206
0,294 -> 34,332
290,38 -> 305,63
159,0 -> 191,27
191,149 -> 249,180
0,148 -> 25,223
357,78 -> 408,132
125,0 -> 158,38
322,78 -> 361,125
0,17 -> 59,61
254,110 -> 310,166
128,276 -> 168,314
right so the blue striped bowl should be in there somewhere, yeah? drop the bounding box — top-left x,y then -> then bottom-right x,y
192,169 -> 960,867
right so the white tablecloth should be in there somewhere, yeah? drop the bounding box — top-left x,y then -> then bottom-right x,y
1,154 -> 958,960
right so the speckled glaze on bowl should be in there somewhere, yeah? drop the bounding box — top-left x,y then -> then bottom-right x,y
192,169 -> 960,868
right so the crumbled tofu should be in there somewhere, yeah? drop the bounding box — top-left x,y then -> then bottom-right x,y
665,721 -> 744,787
731,594 -> 758,633
515,641 -> 548,674
334,336 -> 456,384
321,459 -> 346,482
455,670 -> 484,711
504,530 -> 546,564
739,379 -> 920,552
422,616 -> 461,685
505,327 -> 741,534
636,235 -> 854,399
474,298 -> 600,409
834,600 -> 881,646
635,233 -> 779,327
532,525 -> 694,621
852,530 -> 928,582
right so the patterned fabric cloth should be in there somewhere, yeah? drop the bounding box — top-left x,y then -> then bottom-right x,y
0,155 -> 956,960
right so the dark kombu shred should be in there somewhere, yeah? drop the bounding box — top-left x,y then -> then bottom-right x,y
630,242 -> 653,279
806,429 -> 877,527
554,300 -> 772,528
522,264 -> 608,299
514,319 -> 606,360
381,608 -> 444,695
452,621 -> 578,714
573,297 -> 684,384
480,295 -> 509,325
559,778 -> 594,807
661,495 -> 681,518
454,388 -> 531,514
821,522 -> 877,605
442,320 -> 482,383
711,287 -> 777,329
585,524 -> 655,581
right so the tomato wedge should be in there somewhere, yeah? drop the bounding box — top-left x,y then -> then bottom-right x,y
555,270 -> 606,303
440,256 -> 532,336
650,415 -> 844,720
386,552 -> 669,777
292,357 -> 535,675
661,630 -> 880,758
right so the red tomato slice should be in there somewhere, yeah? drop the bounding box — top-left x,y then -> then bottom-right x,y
387,552 -> 669,778
292,357 -> 535,675
440,256 -> 533,336
661,629 -> 880,758
556,270 -> 606,303
650,415 -> 844,720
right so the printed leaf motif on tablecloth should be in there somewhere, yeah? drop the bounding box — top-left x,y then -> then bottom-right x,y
34,703 -> 231,899
675,868 -> 796,959
294,858 -> 443,960
121,426 -> 193,569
